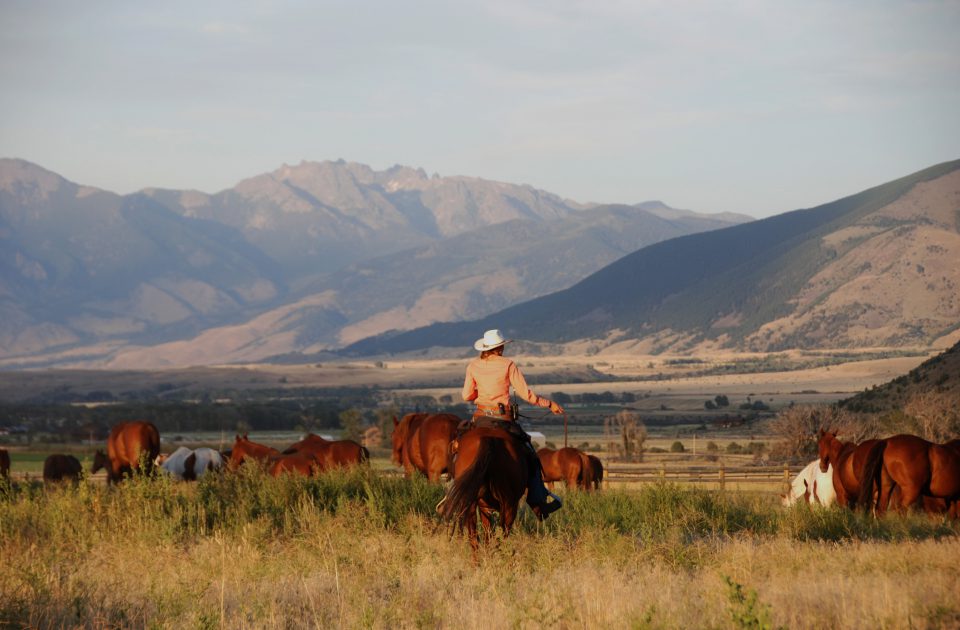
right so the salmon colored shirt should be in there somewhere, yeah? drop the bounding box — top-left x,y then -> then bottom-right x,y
462,354 -> 551,410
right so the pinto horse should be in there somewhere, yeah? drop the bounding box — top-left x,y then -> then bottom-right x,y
781,459 -> 836,507
860,434 -> 960,515
92,421 -> 161,484
283,433 -> 369,470
441,427 -> 528,553
157,447 -> 224,481
817,429 -> 881,509
43,454 -> 83,485
538,447 -> 593,490
392,413 -> 461,481
228,434 -> 281,470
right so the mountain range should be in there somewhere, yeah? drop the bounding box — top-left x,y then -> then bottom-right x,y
346,159 -> 960,357
0,158 -> 747,368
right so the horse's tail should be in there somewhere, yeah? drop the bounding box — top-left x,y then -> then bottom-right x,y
441,437 -> 497,525
858,440 -> 886,512
360,446 -> 370,465
578,451 -> 593,490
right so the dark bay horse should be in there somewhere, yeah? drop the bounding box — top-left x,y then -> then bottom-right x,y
587,454 -> 604,490
92,421 -> 161,484
817,429 -> 880,509
538,447 -> 593,490
43,454 -> 83,485
392,413 -> 460,481
860,434 -> 960,515
283,433 -> 369,470
0,448 -> 9,480
441,427 -> 528,553
228,434 -> 281,470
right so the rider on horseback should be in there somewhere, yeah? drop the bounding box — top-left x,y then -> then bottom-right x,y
462,329 -> 564,519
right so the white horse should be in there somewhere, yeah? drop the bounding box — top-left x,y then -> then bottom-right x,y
781,459 -> 836,507
156,446 -> 224,481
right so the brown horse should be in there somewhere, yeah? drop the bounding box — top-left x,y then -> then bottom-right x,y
43,454 -> 83,485
228,434 -> 281,470
269,452 -> 322,477
92,421 -> 161,484
816,429 -> 880,509
860,434 -> 960,515
441,427 -> 528,553
283,433 -> 369,470
392,413 -> 461,481
0,448 -> 9,480
538,446 -> 593,490
587,454 -> 604,490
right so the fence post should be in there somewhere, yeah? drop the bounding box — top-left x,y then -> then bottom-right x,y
783,466 -> 791,495
659,464 -> 666,481
719,462 -> 725,492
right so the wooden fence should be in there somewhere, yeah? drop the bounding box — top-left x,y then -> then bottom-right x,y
604,463 -> 801,492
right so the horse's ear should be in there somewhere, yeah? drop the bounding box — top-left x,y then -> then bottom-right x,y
818,427 -> 826,437
243,433 -> 249,439
393,416 -> 399,427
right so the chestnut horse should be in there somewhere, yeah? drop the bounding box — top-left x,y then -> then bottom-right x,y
441,427 -> 528,553
92,421 -> 161,484
392,413 -> 461,481
587,454 -> 604,490
269,452 -> 322,477
228,434 -> 281,470
816,429 -> 880,509
860,434 -> 960,515
283,433 -> 369,470
43,454 -> 83,485
538,447 -> 593,490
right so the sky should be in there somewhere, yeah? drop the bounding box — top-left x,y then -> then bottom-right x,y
1,1 -> 958,219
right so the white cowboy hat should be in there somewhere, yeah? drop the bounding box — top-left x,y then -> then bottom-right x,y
474,329 -> 511,351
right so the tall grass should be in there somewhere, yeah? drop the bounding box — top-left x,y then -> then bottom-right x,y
1,472 -> 958,628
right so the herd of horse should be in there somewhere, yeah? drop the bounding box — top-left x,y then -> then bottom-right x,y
816,429 -> 960,516
2,417 -> 957,550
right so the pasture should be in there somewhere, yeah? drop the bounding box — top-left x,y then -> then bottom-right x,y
1,468 -> 959,629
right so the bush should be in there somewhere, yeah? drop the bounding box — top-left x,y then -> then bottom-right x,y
670,441 -> 685,453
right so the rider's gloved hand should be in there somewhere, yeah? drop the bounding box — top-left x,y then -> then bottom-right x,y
549,401 -> 564,415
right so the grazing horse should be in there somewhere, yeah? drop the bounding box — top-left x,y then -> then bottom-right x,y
587,455 -> 604,490
781,460 -> 836,507
157,447 -> 224,481
860,434 -> 960,515
269,452 -> 322,477
441,427 -> 528,553
43,454 -> 83,485
538,446 -> 593,490
0,448 -> 9,480
817,429 -> 880,509
283,433 -> 369,470
92,421 -> 161,484
228,434 -> 281,470
392,413 -> 461,481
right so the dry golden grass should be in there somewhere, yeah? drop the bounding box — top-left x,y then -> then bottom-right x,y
2,471 -> 959,629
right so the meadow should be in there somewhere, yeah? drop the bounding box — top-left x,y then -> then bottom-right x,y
2,469 -> 958,629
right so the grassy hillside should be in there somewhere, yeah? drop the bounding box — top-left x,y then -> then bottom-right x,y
840,340 -> 960,414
